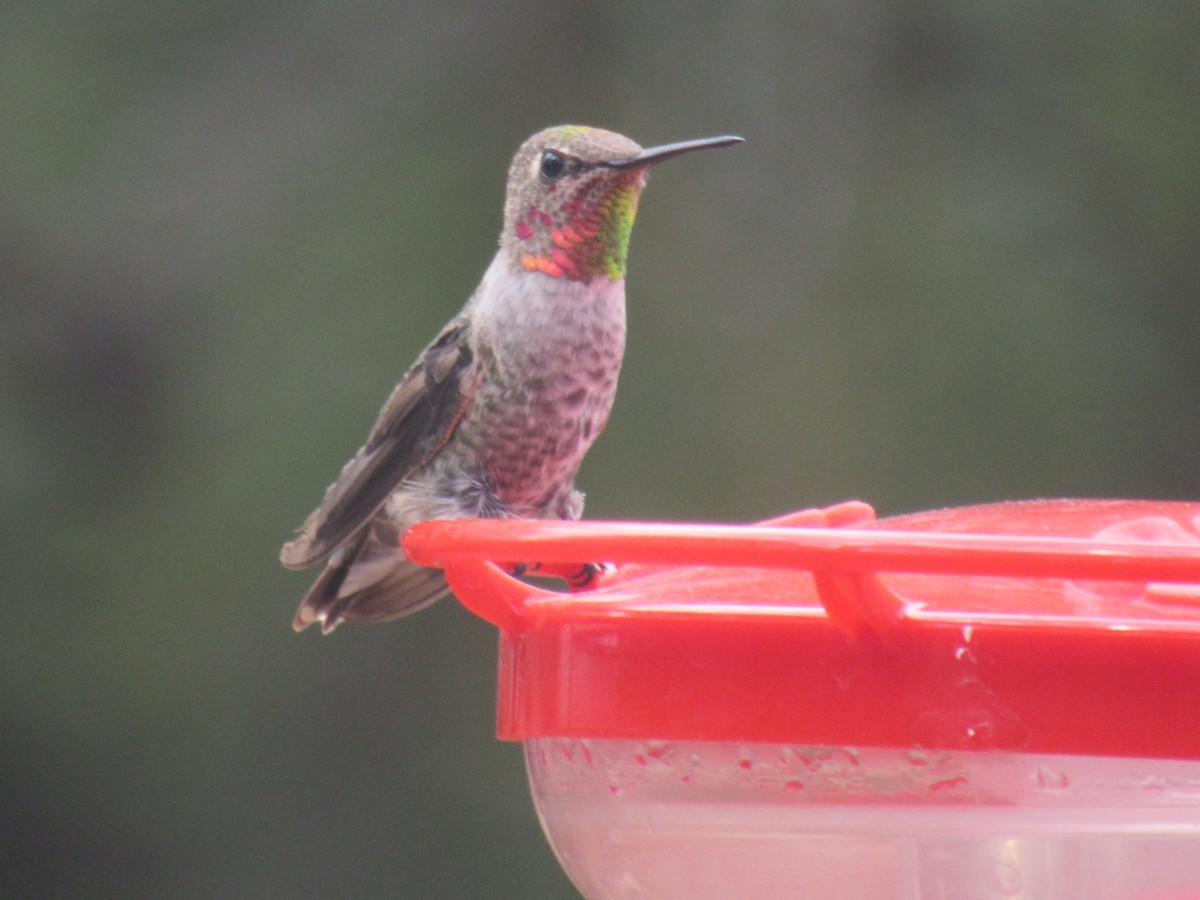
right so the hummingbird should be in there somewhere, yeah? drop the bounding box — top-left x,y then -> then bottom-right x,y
280,125 -> 744,633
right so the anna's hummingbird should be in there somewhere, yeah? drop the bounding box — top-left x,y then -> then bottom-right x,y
280,125 -> 743,633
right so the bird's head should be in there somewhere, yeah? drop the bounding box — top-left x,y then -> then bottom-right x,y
501,125 -> 743,282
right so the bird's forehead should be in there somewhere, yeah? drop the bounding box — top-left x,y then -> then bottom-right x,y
522,125 -> 643,165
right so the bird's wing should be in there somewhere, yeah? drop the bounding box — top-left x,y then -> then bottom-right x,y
279,315 -> 478,569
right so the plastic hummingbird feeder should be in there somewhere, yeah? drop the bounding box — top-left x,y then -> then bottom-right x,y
404,499 -> 1200,900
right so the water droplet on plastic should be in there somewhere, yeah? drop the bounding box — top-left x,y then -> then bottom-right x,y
1035,765 -> 1069,790
645,740 -> 670,760
929,775 -> 968,793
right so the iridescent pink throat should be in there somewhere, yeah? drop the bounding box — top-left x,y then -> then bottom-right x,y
514,171 -> 643,282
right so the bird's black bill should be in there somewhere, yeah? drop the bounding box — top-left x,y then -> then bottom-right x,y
605,135 -> 745,169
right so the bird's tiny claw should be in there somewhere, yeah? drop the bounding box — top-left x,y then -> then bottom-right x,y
507,561 -> 542,578
565,562 -> 612,590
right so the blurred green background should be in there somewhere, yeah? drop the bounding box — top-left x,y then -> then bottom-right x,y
2,1 -> 1197,896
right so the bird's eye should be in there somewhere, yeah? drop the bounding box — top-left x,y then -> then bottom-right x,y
539,150 -> 567,180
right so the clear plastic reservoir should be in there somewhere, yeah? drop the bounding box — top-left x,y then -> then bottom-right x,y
528,738 -> 1200,900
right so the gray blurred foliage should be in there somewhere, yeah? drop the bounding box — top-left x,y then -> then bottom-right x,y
1,0 -> 1197,896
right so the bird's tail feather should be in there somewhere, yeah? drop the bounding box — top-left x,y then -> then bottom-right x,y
292,529 -> 449,634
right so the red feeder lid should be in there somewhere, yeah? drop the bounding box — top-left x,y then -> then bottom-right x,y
403,499 -> 1200,760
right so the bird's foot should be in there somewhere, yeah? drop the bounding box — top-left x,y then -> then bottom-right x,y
506,561 -> 612,590
564,562 -> 600,589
